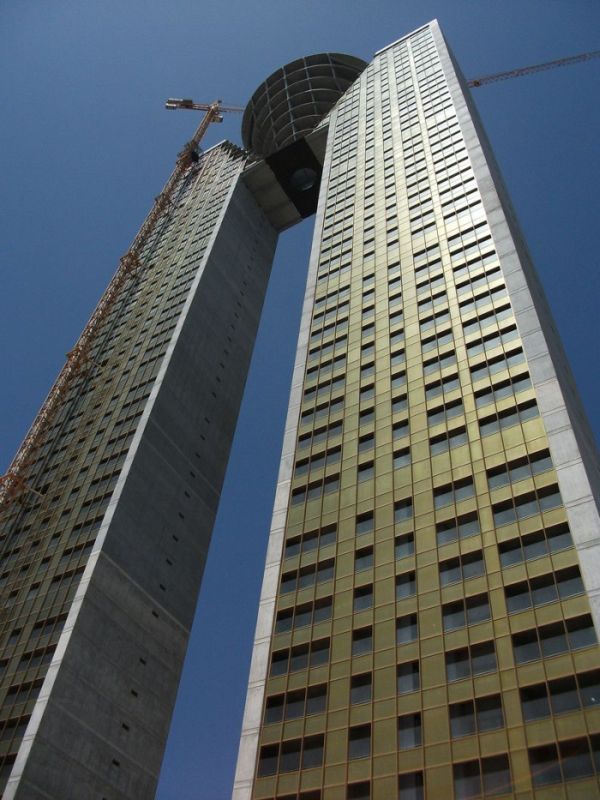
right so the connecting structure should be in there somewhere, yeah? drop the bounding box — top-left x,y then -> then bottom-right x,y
1,19 -> 600,800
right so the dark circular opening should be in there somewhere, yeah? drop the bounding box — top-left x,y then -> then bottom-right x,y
289,167 -> 318,192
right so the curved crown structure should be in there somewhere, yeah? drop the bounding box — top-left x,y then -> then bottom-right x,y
242,53 -> 367,157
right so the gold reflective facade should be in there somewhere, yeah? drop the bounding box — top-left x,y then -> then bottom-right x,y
239,22 -> 600,800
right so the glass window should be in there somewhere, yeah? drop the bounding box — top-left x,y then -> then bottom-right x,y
395,533 -> 415,559
520,684 -> 550,721
354,585 -> 373,612
264,695 -> 284,724
285,690 -> 305,720
549,677 -> 579,715
350,673 -> 372,705
471,641 -> 497,675
395,498 -> 413,522
356,512 -> 374,536
306,685 -> 327,715
528,744 -> 561,787
258,744 -> 278,777
560,738 -> 593,781
302,735 -> 324,769
348,725 -> 371,759
398,772 -> 423,800
453,761 -> 480,799
398,713 -> 421,749
482,755 -> 512,796
579,670 -> 600,708
348,782 -> 370,800
397,661 -> 420,694
397,614 -> 418,644
355,548 -> 373,572
450,700 -> 475,738
352,627 -> 372,656
396,571 -> 416,599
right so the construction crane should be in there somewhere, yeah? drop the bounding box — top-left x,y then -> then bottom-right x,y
468,49 -> 600,87
0,99 -> 242,510
1,47 -> 597,509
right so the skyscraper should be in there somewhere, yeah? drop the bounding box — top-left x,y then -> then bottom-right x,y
0,18 -> 599,800
233,20 -> 600,800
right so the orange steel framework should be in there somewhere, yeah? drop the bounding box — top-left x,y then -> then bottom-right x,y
1,47 -> 599,509
467,49 -> 600,87
0,100 -> 242,510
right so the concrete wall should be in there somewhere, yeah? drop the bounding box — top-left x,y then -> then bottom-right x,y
6,162 -> 278,799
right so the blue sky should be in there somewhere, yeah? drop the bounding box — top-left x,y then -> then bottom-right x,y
1,2 -> 599,798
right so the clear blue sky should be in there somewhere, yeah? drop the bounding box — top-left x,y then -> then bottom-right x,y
1,2 -> 599,798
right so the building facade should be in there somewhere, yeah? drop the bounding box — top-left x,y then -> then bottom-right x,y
0,142 -> 279,797
1,18 -> 600,800
0,50 -> 366,798
234,20 -> 600,800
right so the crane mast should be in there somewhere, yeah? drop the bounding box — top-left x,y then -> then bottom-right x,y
468,49 -> 600,87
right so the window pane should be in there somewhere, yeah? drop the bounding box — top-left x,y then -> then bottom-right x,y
285,691 -> 305,719
265,696 -> 284,723
354,586 -> 373,612
447,649 -> 470,682
352,628 -> 372,656
579,670 -> 600,708
347,782 -> 370,800
454,761 -> 481,800
520,684 -> 550,721
280,741 -> 301,772
306,686 -> 327,715
310,640 -> 329,667
450,701 -> 475,738
530,576 -> 557,606
258,745 -> 278,776
462,552 -> 484,579
302,736 -> 324,769
567,616 -> 597,650
540,624 -> 568,657
549,677 -> 579,714
476,695 -> 503,731
351,674 -> 372,705
513,632 -> 540,664
396,571 -> 416,599
471,642 -> 497,675
559,738 -> 593,780
443,602 -> 465,631
395,534 -> 414,559
481,755 -> 512,796
271,651 -> 289,676
290,646 -> 309,672
529,744 -> 561,787
398,713 -> 421,749
397,661 -> 420,694
440,559 -> 461,586
349,726 -> 371,759
398,772 -> 423,800
397,614 -> 418,643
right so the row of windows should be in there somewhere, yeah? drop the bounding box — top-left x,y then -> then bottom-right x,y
275,598 -> 332,633
505,566 -> 583,613
487,449 -> 552,489
284,527 -> 575,602
521,668 -> 600,721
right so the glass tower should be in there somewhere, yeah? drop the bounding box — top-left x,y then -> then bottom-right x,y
234,21 -> 600,800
